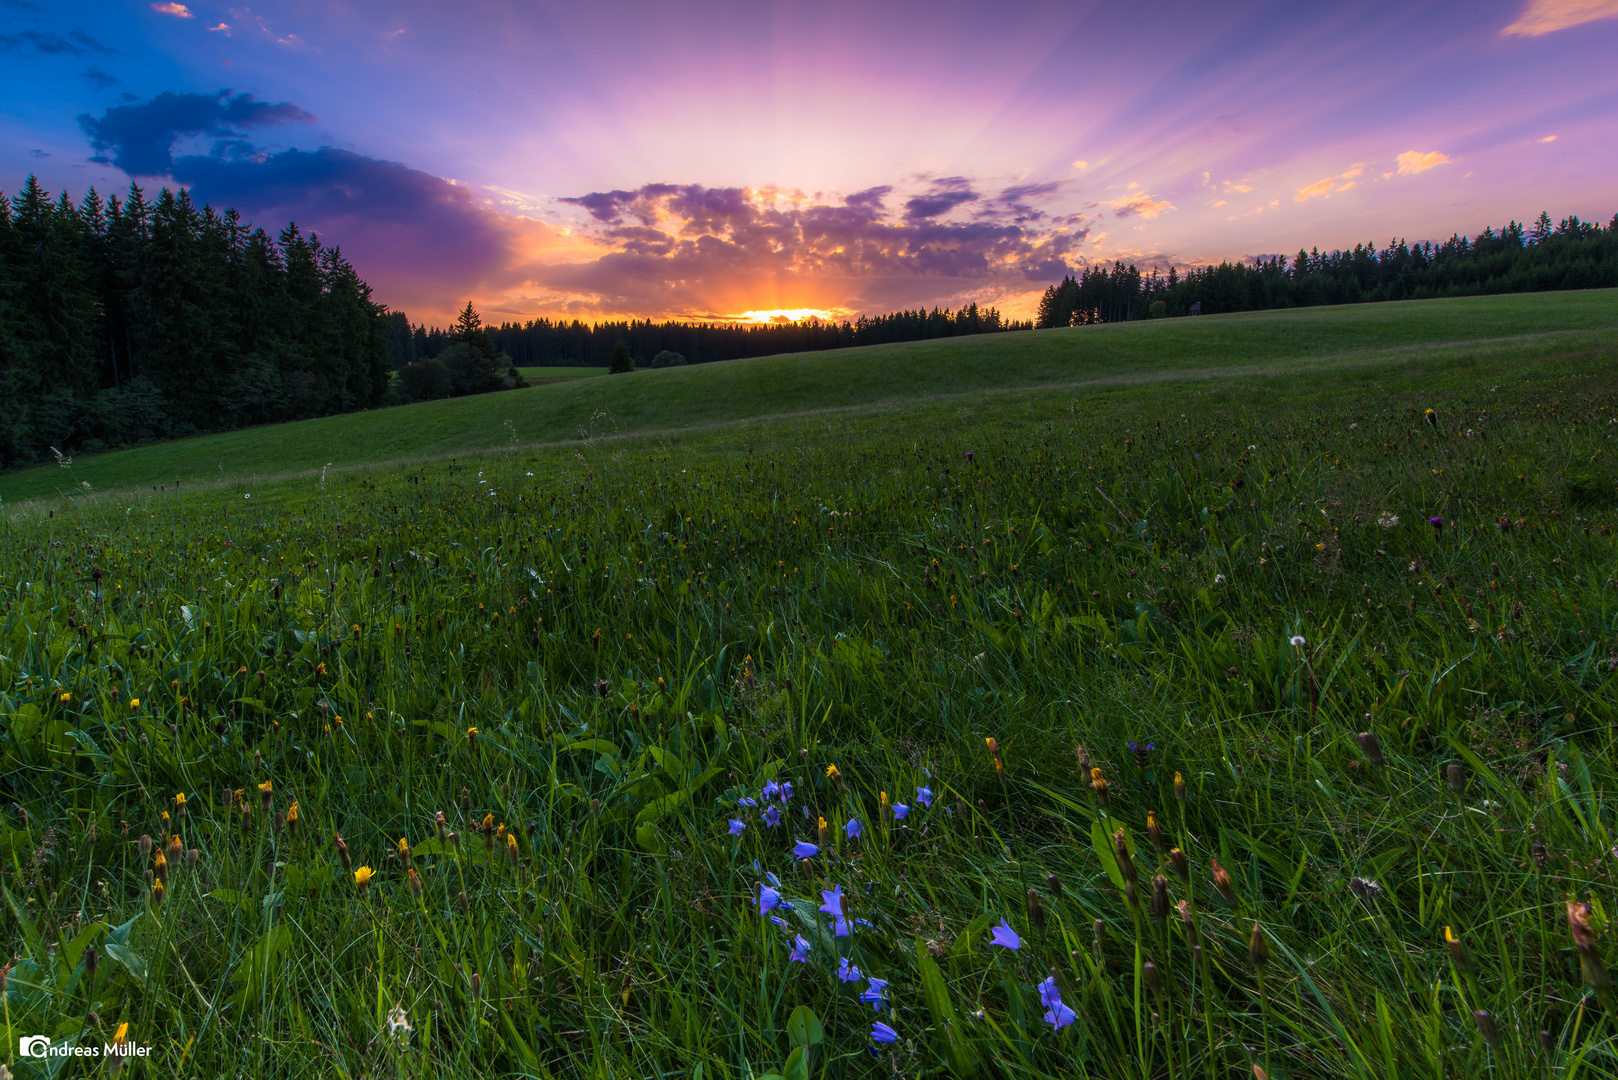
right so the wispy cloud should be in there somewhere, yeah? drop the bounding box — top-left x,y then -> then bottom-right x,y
149,2 -> 194,18
1293,165 -> 1365,201
0,28 -> 112,56
1394,150 -> 1450,175
1109,191 -> 1176,219
1502,0 -> 1618,35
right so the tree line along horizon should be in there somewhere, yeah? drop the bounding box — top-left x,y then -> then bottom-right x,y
1,172 -> 1613,466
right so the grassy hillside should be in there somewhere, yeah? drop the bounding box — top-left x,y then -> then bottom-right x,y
4,289 -> 1614,504
1,292 -> 1617,1076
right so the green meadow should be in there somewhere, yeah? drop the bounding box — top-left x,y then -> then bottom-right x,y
2,289 -> 1618,1078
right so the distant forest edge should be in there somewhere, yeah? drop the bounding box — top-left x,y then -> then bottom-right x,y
1,172 -> 1613,466
1035,210 -> 1618,327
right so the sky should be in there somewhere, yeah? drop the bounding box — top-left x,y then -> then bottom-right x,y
3,0 -> 1616,326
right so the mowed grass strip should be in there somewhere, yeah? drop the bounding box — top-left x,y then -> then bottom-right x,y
4,289 -> 1614,504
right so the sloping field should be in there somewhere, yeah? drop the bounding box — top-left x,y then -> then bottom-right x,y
4,289 -> 1614,503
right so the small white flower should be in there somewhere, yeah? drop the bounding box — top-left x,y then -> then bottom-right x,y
386,1004 -> 412,1040
1214,574 -> 1226,584
1349,422 -> 1358,429
1377,511 -> 1399,529
1289,635 -> 1306,647
1248,445 -> 1257,450
526,471 -> 534,476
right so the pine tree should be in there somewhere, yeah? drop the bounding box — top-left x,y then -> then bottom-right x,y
608,342 -> 635,374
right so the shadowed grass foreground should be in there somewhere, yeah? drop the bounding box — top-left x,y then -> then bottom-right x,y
0,293 -> 1617,1077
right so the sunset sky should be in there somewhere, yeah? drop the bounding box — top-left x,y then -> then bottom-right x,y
4,0 -> 1615,325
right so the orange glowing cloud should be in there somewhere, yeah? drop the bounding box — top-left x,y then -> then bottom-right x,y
1395,150 -> 1450,175
149,2 -> 193,16
1503,0 -> 1618,35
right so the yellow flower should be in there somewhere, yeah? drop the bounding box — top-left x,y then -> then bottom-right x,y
150,879 -> 164,904
985,736 -> 999,755
114,1022 -> 129,1044
879,791 -> 888,810
467,726 -> 478,748
354,866 -> 373,891
825,764 -> 841,781
59,691 -> 71,703
174,791 -> 186,810
129,697 -> 140,709
285,802 -> 299,835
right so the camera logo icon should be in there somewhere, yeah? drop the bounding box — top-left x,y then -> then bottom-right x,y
19,1035 -> 53,1057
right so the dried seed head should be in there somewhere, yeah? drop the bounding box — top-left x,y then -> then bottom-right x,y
1348,877 -> 1384,900
1355,732 -> 1385,767
1567,902 -> 1599,956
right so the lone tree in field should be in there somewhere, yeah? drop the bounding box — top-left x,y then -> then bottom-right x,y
453,302 -> 496,359
609,342 -> 636,374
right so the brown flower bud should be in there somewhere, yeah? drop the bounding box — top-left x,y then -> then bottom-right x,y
1356,732 -> 1385,767
1474,1010 -> 1500,1047
1027,889 -> 1046,934
1151,875 -> 1171,925
1046,873 -> 1064,900
1143,960 -> 1163,996
1249,920 -> 1269,970
1446,762 -> 1465,794
1090,767 -> 1109,810
335,832 -> 351,870
1169,848 -> 1189,882
1147,811 -> 1164,853
1211,858 -> 1238,907
138,833 -> 152,858
1113,829 -> 1137,884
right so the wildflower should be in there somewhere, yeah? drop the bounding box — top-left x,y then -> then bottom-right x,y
506,832 -> 518,866
989,919 -> 1021,950
964,450 -> 975,462
1424,407 -> 1437,425
819,884 -> 845,919
737,797 -> 758,808
150,879 -> 164,905
789,935 -> 811,964
1377,511 -> 1399,529
837,956 -> 863,983
335,832 -> 351,869
1214,573 -> 1226,584
138,834 -> 153,859
1428,516 -> 1444,532
916,786 -> 934,808
763,806 -> 781,828
354,866 -> 373,893
435,810 -> 447,842
723,818 -> 745,838
408,869 -> 423,900
871,1021 -> 899,1044
1348,877 -> 1384,899
779,781 -> 793,801
825,764 -> 841,782
1128,740 -> 1154,768
762,781 -> 782,801
1146,810 -> 1163,852
128,697 -> 140,709
1249,921 -> 1269,969
1150,876 -> 1170,924
398,837 -> 412,870
793,840 -> 819,859
1090,767 -> 1109,809
770,915 -> 789,928
1289,635 -> 1306,647
59,691 -> 70,703
879,791 -> 888,814
844,818 -> 863,840
285,802 -> 298,837
861,976 -> 888,1010
1474,1010 -> 1501,1047
892,802 -> 909,819
1356,732 -> 1386,767
258,780 -> 273,812
759,884 -> 782,915
1210,859 -> 1238,907
818,816 -> 829,846
1038,976 -> 1077,1030
466,727 -> 478,748
1173,771 -> 1187,803
386,1004 -> 413,1042
1444,926 -> 1469,970
174,791 -> 186,817
153,850 -> 167,885
985,736 -> 999,755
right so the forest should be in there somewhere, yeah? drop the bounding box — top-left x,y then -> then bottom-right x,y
0,177 -> 390,466
4,169 -> 1614,466
1035,210 -> 1618,327
387,302 -> 1030,370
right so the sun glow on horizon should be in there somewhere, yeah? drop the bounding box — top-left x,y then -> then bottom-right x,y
733,307 -> 843,324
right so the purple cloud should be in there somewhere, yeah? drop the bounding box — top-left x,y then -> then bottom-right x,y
904,177 -> 979,221
1,28 -> 111,56
78,90 -> 313,174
